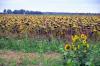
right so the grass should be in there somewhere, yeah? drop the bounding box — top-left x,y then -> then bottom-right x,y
0,35 -> 65,66
0,35 -> 65,53
0,35 -> 100,66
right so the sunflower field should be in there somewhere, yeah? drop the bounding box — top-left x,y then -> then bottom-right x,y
0,14 -> 100,40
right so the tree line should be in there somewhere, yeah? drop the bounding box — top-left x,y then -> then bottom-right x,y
3,9 -> 43,14
1,9 -> 100,15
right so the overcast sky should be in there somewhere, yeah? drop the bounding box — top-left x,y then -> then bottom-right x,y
0,0 -> 100,13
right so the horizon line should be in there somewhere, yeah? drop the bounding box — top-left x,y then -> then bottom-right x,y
0,9 -> 100,14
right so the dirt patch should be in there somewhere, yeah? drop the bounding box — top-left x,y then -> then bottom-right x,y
0,50 -> 62,66
0,50 -> 61,60
0,50 -> 38,61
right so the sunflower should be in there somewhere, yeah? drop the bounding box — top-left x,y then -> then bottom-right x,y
82,40 -> 87,44
71,35 -> 79,42
80,34 -> 87,40
74,35 -> 79,39
64,44 -> 71,51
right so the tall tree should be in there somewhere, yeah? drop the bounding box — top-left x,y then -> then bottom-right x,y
3,9 -> 7,14
6,9 -> 12,14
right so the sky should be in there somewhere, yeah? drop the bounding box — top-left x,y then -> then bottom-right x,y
0,0 -> 100,13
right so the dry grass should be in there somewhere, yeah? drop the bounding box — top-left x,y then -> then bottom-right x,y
0,50 -> 62,66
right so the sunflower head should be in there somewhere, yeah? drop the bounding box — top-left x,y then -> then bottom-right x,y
74,35 -> 79,39
82,40 -> 87,44
71,35 -> 79,42
64,44 -> 71,51
80,34 -> 87,40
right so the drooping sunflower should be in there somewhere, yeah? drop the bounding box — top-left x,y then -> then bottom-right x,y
64,44 -> 71,51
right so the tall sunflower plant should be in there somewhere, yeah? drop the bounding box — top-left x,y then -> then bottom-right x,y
63,34 -> 94,66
